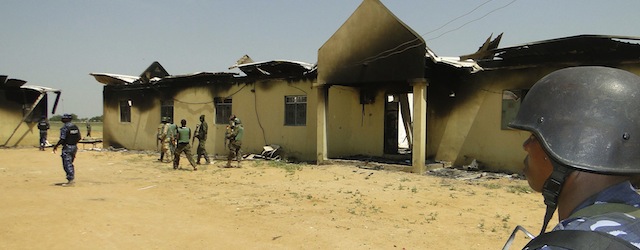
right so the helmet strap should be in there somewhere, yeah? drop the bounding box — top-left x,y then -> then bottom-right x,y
539,160 -> 573,235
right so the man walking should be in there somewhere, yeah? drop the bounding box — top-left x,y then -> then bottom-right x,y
37,115 -> 50,151
52,114 -> 81,187
195,114 -> 210,164
225,115 -> 244,168
157,117 -> 169,162
173,119 -> 197,171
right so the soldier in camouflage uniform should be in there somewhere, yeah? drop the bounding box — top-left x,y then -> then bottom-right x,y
157,117 -> 169,162
225,115 -> 243,168
195,114 -> 210,164
173,119 -> 197,171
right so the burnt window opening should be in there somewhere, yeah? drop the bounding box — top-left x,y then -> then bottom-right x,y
501,89 -> 528,130
120,99 -> 132,123
215,97 -> 232,124
161,100 -> 174,123
285,95 -> 306,126
23,94 -> 47,123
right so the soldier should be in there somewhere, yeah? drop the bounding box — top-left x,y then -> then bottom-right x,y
505,67 -> 640,249
195,114 -> 210,164
52,114 -> 81,187
173,119 -> 197,171
157,117 -> 169,162
166,117 -> 177,160
225,115 -> 244,168
37,115 -> 50,151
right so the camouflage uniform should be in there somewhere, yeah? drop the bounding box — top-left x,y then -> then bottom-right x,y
196,115 -> 210,164
53,114 -> 80,186
173,120 -> 197,171
528,181 -> 640,249
226,117 -> 243,168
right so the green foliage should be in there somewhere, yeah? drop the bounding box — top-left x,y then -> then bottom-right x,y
88,115 -> 103,122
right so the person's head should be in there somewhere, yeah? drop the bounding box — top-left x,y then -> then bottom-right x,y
61,113 -> 73,123
229,114 -> 236,121
200,115 -> 205,122
181,119 -> 187,126
161,117 -> 168,124
509,66 -> 640,232
41,115 -> 46,120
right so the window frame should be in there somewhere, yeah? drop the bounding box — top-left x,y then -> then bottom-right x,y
284,95 -> 307,126
119,99 -> 132,123
214,97 -> 233,124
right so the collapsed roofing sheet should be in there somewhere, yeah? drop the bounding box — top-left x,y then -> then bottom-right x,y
90,73 -> 140,85
229,60 -> 315,77
478,35 -> 640,68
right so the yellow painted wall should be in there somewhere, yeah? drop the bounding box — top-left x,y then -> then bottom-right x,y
0,91 -> 41,147
326,86 -> 384,157
103,79 -> 322,161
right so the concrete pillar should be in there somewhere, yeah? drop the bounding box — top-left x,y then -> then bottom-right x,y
411,78 -> 428,173
316,85 -> 328,164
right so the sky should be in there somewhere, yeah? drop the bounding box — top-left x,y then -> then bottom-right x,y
3,0 -> 640,118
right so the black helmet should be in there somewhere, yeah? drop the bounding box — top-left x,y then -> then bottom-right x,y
509,66 -> 640,175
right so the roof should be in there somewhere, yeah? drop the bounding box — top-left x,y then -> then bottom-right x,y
0,74 -> 60,92
21,85 -> 60,93
229,60 -> 315,77
478,35 -> 640,69
90,73 -> 140,85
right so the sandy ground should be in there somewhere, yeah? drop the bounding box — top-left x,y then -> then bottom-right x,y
0,131 -> 553,249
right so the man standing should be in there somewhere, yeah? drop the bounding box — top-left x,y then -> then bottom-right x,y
173,119 -> 197,171
85,120 -> 92,137
52,114 -> 81,187
195,114 -> 210,164
37,115 -> 50,151
225,115 -> 244,168
157,117 -> 169,162
166,117 -> 177,161
505,67 -> 640,249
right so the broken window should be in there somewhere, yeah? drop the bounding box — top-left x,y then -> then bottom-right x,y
120,99 -> 132,123
501,89 -> 527,130
161,100 -> 174,123
215,97 -> 232,124
285,95 -> 306,126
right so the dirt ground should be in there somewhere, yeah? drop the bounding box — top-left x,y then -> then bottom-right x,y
0,130 -> 554,249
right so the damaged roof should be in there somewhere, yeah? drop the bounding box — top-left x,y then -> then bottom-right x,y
0,74 -> 60,93
93,58 -> 315,86
229,60 -> 315,77
477,34 -> 640,69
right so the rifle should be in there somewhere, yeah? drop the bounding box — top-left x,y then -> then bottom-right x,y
192,124 -> 200,144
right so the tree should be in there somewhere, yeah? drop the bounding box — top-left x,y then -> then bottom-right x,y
88,115 -> 103,122
49,114 -> 79,121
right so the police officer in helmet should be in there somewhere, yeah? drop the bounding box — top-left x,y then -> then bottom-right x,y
506,66 -> 640,249
53,114 -> 81,187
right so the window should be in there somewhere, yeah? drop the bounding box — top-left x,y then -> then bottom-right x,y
120,99 -> 132,123
215,97 -> 232,124
285,95 -> 306,126
501,89 -> 527,129
161,100 -> 174,123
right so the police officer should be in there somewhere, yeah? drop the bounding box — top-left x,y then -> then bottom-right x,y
37,115 -> 50,151
195,114 -> 210,164
53,114 -> 81,187
507,67 -> 640,249
173,119 -> 197,171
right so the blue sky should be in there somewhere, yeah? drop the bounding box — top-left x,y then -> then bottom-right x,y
3,0 -> 640,118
